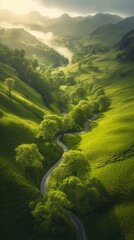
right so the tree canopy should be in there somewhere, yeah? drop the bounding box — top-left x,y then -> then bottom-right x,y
15,143 -> 44,170
37,119 -> 59,142
61,150 -> 89,178
5,78 -> 15,95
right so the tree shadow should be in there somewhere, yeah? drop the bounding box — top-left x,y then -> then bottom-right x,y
84,178 -> 125,240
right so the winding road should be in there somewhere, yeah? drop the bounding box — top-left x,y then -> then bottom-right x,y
40,114 -> 97,240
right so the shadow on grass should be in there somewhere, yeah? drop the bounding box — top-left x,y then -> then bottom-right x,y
83,178 -> 125,240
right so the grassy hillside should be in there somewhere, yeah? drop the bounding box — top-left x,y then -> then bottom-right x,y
70,16 -> 134,63
62,42 -> 134,239
0,27 -> 134,240
0,28 -> 68,67
0,61 -> 63,240
88,16 -> 134,46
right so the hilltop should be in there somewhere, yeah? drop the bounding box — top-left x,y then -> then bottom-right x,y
0,10 -> 122,38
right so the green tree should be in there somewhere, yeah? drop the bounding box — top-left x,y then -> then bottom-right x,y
97,95 -> 109,111
71,100 -> 92,127
44,114 -> 62,131
37,119 -> 59,142
61,150 -> 89,179
32,58 -> 38,70
70,86 -> 87,104
5,78 -> 15,95
59,176 -> 85,211
15,143 -> 44,174
32,190 -> 71,235
62,114 -> 75,132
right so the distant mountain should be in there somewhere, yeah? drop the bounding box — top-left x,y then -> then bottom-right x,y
0,9 -> 49,26
116,29 -> 134,62
117,16 -> 134,32
89,24 -> 125,45
43,13 -> 122,38
0,28 -> 68,67
86,16 -> 134,46
0,9 -> 122,39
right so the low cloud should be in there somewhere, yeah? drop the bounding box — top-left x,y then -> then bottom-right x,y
35,0 -> 134,16
29,30 -> 73,62
0,22 -> 73,62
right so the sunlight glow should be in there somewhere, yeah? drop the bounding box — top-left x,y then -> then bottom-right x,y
0,0 -> 63,17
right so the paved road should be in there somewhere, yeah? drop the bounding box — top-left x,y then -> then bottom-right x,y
40,114 -> 97,239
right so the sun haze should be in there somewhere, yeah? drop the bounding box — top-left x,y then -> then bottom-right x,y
0,0 -> 63,17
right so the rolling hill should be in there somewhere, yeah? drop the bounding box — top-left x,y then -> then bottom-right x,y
0,44 -> 64,240
70,16 -> 134,63
0,28 -> 68,67
89,16 -> 134,45
0,17 -> 134,240
61,31 -> 134,240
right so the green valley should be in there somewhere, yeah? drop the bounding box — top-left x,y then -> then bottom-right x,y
0,6 -> 134,240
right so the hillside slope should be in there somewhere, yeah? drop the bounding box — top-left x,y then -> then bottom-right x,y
0,60 -> 60,240
61,35 -> 134,239
0,28 -> 68,67
74,17 -> 134,59
0,27 -> 134,240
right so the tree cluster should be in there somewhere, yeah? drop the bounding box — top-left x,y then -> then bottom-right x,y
0,43 -> 52,105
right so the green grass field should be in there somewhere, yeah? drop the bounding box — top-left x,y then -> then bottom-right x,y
0,63 -> 62,240
62,50 -> 134,239
0,38 -> 134,240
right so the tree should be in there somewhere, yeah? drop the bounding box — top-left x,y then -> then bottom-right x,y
44,114 -> 62,131
62,114 -> 75,132
65,75 -> 75,86
32,190 -> 71,235
97,95 -> 109,111
61,150 -> 89,179
32,58 -> 38,70
5,78 -> 15,95
59,176 -> 85,211
37,119 -> 59,142
15,143 -> 44,174
70,86 -> 87,104
71,100 -> 92,127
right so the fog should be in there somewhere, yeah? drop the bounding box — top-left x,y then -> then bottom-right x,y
0,22 -> 73,62
28,30 -> 73,62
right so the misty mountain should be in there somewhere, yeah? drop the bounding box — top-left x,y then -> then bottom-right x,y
86,16 -> 134,46
0,9 -> 122,39
117,16 -> 134,32
116,29 -> 134,62
39,13 -> 122,38
0,28 -> 68,67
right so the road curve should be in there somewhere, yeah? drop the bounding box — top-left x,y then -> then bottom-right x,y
40,114 -> 97,239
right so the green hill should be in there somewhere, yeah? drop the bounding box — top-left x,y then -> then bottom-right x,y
61,34 -> 134,239
0,56 -> 62,240
71,16 -> 134,60
116,29 -> 134,62
0,28 -> 68,67
0,26 -> 134,240
0,62 -> 43,240
89,16 -> 134,45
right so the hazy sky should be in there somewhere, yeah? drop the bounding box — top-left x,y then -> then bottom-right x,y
0,0 -> 133,17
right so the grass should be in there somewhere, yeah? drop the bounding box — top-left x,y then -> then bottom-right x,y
0,155 -> 41,240
61,50 -> 134,239
0,63 -> 63,240
0,43 -> 134,240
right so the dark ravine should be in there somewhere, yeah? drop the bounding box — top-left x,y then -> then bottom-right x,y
40,114 -> 97,240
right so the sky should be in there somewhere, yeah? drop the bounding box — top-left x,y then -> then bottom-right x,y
0,0 -> 134,17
